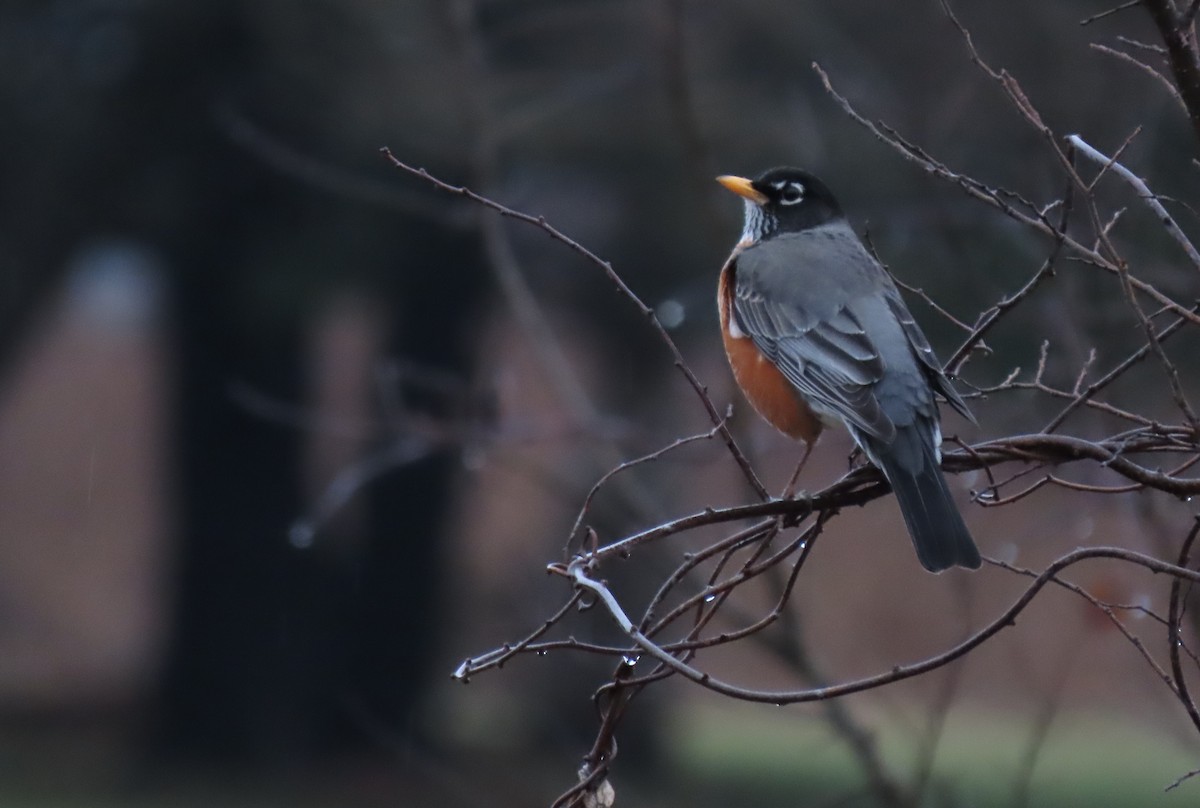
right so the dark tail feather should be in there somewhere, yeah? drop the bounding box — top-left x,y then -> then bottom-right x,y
869,428 -> 981,573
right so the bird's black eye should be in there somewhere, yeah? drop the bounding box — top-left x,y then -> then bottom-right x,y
778,181 -> 805,206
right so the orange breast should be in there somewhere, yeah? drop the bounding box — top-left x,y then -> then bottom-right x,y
718,263 -> 823,445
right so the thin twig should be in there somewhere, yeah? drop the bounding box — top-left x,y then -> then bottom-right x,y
1067,133 -> 1200,270
452,589 -> 585,681
1116,35 -> 1168,55
811,63 -> 1200,329
381,150 -> 770,500
1079,0 -> 1140,26
1141,0 -> 1200,144
555,547 -> 1200,704
991,557 -> 1179,695
1042,304 -> 1199,432
565,420 -> 728,550
946,240 -> 1065,375
1166,765 -> 1200,792
1089,43 -> 1188,111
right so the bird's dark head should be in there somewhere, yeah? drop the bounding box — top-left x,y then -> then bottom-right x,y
717,167 -> 844,242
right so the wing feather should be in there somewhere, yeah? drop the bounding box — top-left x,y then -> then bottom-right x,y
732,282 -> 895,441
881,292 -> 974,423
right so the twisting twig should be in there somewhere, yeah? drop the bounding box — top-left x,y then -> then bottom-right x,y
552,547 -> 1200,704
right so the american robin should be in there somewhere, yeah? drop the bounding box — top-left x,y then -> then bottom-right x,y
716,167 -> 980,572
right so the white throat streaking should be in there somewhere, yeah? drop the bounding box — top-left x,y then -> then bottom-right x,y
741,198 -> 776,243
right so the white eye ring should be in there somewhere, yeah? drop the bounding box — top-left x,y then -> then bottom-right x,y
778,181 -> 805,206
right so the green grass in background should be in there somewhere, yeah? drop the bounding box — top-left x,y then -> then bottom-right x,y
668,698 -> 1200,807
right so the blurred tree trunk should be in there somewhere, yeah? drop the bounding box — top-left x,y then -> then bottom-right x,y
143,2 -> 490,767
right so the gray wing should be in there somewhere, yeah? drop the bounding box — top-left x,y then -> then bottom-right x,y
881,290 -> 974,423
731,255 -> 897,443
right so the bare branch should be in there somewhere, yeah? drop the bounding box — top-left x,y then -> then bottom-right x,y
1090,42 -> 1189,110
381,150 -> 770,499
1167,765 -> 1200,792
1141,0 -> 1200,145
565,421 -> 728,550
424,9 -> 1200,798
1186,0 -> 1200,29
1042,304 -> 1199,432
554,547 -> 1200,704
991,557 -> 1179,693
1067,133 -> 1200,270
453,590 -> 585,681
946,235 -> 1065,376
811,63 -> 1200,329
1080,0 -> 1141,26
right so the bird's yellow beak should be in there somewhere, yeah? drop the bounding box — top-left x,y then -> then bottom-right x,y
716,175 -> 768,205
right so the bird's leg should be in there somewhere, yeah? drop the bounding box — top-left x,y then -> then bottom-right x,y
781,440 -> 815,500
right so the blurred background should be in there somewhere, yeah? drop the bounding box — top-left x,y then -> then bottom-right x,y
2,0 -> 1200,806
